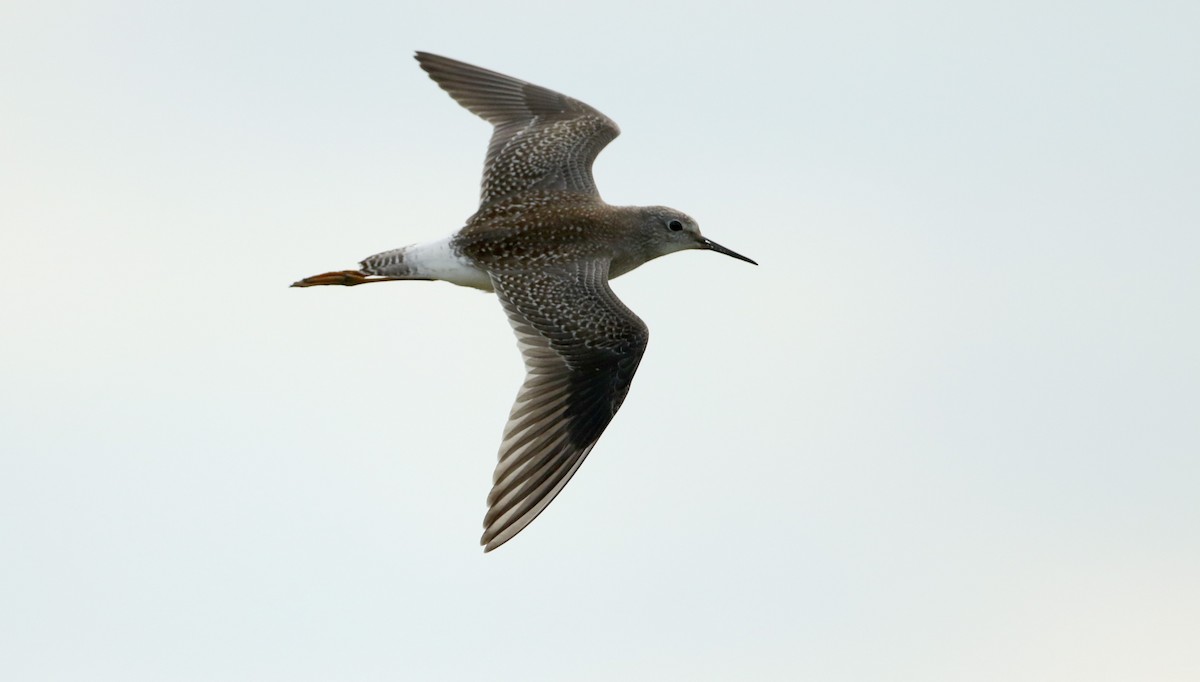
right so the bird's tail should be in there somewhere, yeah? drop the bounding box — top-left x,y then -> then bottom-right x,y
291,238 -> 491,290
291,244 -> 436,288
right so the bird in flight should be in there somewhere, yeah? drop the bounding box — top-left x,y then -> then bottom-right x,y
294,52 -> 756,551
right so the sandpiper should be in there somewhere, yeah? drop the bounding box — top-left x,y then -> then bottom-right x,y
294,52 -> 756,551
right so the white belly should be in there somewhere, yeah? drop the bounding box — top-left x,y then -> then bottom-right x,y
404,236 -> 493,291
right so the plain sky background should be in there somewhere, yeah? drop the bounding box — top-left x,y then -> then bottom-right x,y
2,1 -> 1198,680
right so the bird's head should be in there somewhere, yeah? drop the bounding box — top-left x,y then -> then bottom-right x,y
639,207 -> 757,265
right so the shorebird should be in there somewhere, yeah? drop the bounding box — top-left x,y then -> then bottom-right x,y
294,52 -> 756,551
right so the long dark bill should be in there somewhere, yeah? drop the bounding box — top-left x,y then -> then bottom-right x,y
700,238 -> 758,265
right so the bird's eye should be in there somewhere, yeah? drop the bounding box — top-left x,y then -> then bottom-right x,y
668,219 -> 684,232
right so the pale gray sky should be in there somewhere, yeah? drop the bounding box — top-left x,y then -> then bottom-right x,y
2,1 -> 1198,680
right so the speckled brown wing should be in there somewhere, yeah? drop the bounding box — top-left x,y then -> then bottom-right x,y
415,52 -> 620,207
482,259 -> 648,551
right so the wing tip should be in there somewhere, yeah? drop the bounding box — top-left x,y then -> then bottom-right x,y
413,50 -> 444,78
480,526 -> 516,553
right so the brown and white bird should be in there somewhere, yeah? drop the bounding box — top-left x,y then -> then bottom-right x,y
294,52 -> 755,551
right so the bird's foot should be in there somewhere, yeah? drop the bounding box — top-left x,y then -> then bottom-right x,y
291,270 -> 377,287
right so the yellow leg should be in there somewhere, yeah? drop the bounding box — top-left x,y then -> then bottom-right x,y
290,270 -> 420,287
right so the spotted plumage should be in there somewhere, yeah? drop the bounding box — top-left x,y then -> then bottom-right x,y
293,52 -> 755,551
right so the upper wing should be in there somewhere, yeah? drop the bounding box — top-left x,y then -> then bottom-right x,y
415,52 -> 620,207
483,259 -> 648,551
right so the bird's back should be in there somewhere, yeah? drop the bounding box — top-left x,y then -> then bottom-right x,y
453,192 -> 641,273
